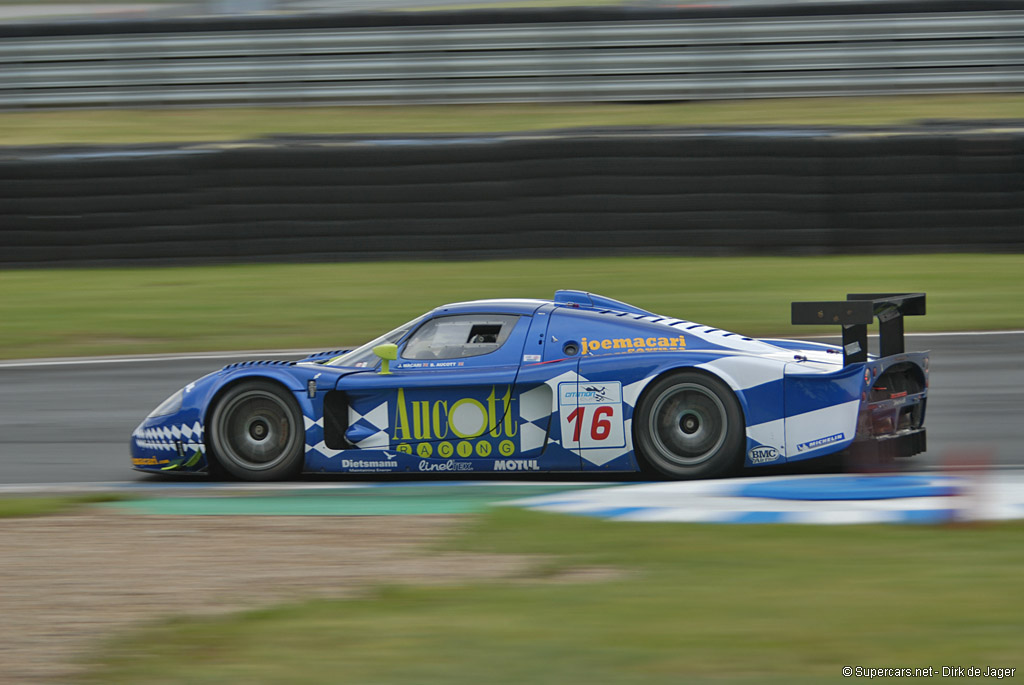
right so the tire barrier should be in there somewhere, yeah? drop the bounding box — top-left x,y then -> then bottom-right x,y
1,126 -> 1022,267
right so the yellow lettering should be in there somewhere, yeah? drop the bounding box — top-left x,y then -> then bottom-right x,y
488,386 -> 501,438
432,401 -> 449,439
633,337 -> 645,348
669,338 -> 678,346
613,338 -> 632,349
581,337 -> 588,355
601,339 -> 612,350
449,398 -> 487,438
646,337 -> 657,347
394,388 -> 411,441
412,401 -> 431,440
679,336 -> 686,349
502,386 -> 518,438
657,337 -> 670,347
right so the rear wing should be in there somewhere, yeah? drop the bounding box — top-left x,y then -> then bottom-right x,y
791,293 -> 926,366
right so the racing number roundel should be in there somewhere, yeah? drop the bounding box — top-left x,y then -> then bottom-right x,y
558,381 -> 626,450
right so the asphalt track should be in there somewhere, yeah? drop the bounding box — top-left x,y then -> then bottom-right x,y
0,332 -> 1020,485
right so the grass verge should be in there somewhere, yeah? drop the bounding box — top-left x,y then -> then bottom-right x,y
0,493 -> 129,518
2,95 -> 1023,146
1,254 -> 1022,360
79,507 -> 1024,684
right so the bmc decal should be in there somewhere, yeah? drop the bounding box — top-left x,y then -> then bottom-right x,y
392,385 -> 517,458
558,381 -> 626,450
580,335 -> 685,356
797,433 -> 845,452
747,446 -> 780,464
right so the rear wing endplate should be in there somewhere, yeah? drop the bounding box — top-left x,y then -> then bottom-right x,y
791,293 -> 926,366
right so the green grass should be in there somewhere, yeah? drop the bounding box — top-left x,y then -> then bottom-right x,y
79,508 -> 1024,684
2,254 -> 1021,360
2,95 -> 1023,146
0,493 -> 129,518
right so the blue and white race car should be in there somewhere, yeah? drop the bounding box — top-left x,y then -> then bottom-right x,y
132,290 -> 928,481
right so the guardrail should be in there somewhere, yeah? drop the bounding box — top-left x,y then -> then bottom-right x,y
1,2 -> 1022,108
2,127 -> 1021,266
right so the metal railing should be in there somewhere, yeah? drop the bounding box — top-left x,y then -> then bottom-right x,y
2,9 -> 1023,107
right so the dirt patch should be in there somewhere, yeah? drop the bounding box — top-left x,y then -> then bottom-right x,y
0,510 -> 537,684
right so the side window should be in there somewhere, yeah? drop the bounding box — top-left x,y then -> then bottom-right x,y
403,315 -> 519,360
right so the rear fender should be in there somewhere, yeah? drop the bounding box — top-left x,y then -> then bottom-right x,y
783,363 -> 865,461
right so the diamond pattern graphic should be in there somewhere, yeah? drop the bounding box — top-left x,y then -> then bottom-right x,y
306,400 -> 389,460
519,421 -> 548,453
132,421 -> 203,452
519,384 -> 553,423
355,431 -> 390,449
516,384 -> 553,455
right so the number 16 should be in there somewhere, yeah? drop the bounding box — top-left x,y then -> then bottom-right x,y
566,405 -> 614,442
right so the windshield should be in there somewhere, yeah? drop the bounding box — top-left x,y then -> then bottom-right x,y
323,315 -> 425,368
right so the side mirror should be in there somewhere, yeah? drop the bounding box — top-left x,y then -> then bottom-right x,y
373,343 -> 398,375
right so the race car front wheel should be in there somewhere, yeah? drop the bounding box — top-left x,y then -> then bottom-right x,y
634,371 -> 744,479
208,380 -> 304,481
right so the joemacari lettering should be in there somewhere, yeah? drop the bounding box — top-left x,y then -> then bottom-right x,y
580,335 -> 686,355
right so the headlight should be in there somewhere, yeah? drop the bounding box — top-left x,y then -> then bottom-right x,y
148,389 -> 184,418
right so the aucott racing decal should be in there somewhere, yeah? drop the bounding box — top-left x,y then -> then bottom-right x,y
391,385 -> 518,459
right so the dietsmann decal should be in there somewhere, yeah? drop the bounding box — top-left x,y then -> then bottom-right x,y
341,459 -> 397,469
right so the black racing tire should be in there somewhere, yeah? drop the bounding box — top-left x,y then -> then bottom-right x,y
634,371 -> 745,480
208,380 -> 305,481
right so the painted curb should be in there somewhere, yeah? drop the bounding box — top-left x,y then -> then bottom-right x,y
508,473 -> 1024,524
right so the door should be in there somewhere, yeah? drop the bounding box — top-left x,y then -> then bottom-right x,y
339,313 -> 528,461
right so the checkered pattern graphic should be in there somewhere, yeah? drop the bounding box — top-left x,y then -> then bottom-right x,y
304,401 -> 390,460
522,370 -> 655,467
132,422 -> 204,452
517,383 -> 554,454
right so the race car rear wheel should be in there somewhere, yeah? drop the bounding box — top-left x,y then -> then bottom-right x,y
208,380 -> 304,481
634,371 -> 744,479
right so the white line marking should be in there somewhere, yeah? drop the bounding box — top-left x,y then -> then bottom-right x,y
1,330 -> 1021,369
